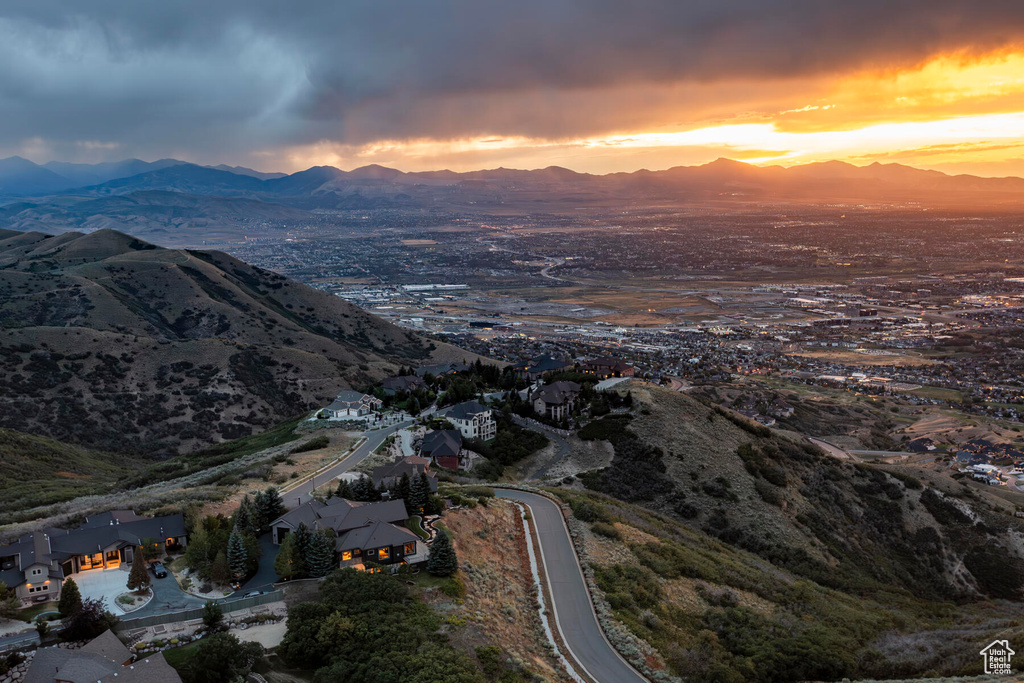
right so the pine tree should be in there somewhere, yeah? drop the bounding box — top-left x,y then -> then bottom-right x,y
305,529 -> 336,578
408,471 -> 429,514
210,550 -> 231,583
335,478 -> 353,499
350,475 -> 375,502
292,522 -> 314,568
397,472 -> 412,504
427,530 -> 458,577
235,495 -> 256,536
57,577 -> 82,618
126,546 -> 151,592
274,533 -> 299,580
255,487 -> 284,531
227,527 -> 248,582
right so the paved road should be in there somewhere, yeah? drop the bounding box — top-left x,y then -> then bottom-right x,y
128,573 -> 207,617
238,533 -> 281,594
283,420 -> 414,508
496,490 -> 647,683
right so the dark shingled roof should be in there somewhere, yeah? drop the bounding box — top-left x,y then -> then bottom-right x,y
446,400 -> 490,421
421,430 -> 462,459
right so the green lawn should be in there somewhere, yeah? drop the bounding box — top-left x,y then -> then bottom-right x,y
16,601 -> 58,622
406,516 -> 429,540
163,641 -> 201,672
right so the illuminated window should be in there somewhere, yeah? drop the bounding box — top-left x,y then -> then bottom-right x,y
404,542 -> 415,554
341,551 -> 352,561
378,547 -> 389,560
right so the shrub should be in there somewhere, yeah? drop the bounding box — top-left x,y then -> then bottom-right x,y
290,435 -> 329,454
591,522 -> 622,540
440,574 -> 467,598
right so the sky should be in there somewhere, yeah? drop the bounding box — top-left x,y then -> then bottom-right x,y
4,1 -> 1024,176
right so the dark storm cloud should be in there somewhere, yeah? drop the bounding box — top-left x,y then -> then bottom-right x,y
2,0 -> 1023,163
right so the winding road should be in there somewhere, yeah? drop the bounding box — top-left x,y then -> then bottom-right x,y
496,489 -> 647,683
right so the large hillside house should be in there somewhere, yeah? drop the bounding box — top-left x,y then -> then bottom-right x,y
371,455 -> 439,493
419,430 -> 464,470
324,390 -> 383,419
23,629 -> 181,683
0,511 -> 187,606
514,355 -> 572,381
581,357 -> 634,379
270,498 -> 427,570
381,375 -> 427,396
446,400 -> 497,441
531,381 -> 581,421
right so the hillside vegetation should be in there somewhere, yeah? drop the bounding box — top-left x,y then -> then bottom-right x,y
0,229 -> 472,455
577,384 -> 1024,604
0,428 -> 145,518
557,486 -> 1024,681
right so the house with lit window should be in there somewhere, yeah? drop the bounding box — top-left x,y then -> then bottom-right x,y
531,381 -> 581,421
324,390 -> 384,419
0,511 -> 187,607
269,497 -> 427,570
581,357 -> 634,379
446,400 -> 496,441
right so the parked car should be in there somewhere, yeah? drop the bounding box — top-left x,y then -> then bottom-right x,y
150,561 -> 168,578
243,590 -> 265,598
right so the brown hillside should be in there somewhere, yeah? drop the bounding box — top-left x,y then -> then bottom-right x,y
0,229 -> 474,455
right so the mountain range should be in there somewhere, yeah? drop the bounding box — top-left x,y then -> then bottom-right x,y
3,155 -> 1024,208
0,228 -> 470,455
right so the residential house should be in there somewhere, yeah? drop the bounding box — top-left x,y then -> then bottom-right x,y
514,355 -> 572,381
419,430 -> 463,470
270,498 -> 426,569
768,399 -> 795,418
0,511 -> 187,606
446,400 -> 497,441
381,375 -> 427,396
531,381 -> 581,422
372,455 -> 439,493
415,362 -> 470,378
324,390 -> 383,419
581,357 -> 634,379
23,629 -> 182,683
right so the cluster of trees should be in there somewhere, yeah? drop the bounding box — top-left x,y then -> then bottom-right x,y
469,412 -> 549,481
126,546 -> 151,592
274,522 -> 337,581
185,487 -> 282,583
337,473 -> 443,516
180,631 -> 264,683
57,580 -> 118,641
278,569 -> 483,682
0,581 -> 19,619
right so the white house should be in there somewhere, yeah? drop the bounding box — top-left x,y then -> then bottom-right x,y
325,390 -> 383,419
446,400 -> 496,441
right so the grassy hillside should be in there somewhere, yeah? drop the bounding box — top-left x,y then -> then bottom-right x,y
0,428 -> 145,519
0,229 -> 474,455
576,384 -> 1024,604
555,487 -> 1024,681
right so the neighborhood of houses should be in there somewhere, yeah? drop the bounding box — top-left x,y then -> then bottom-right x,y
0,353 -> 637,681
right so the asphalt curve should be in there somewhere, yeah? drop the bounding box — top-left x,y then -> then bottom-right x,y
496,489 -> 648,683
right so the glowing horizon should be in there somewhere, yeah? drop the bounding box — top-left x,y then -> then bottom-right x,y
275,50 -> 1024,178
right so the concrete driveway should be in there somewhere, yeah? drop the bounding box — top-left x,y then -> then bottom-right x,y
238,533 -> 281,594
125,571 -> 207,618
69,566 -> 131,613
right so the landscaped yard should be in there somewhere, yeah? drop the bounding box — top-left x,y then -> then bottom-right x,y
163,640 -> 201,672
15,601 -> 58,622
406,516 -> 429,540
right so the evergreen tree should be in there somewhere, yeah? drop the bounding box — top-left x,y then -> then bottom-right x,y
227,527 -> 248,582
397,472 -> 412,504
126,546 -> 151,592
234,495 -> 256,536
427,530 -> 459,576
202,600 -> 224,631
408,396 -> 421,415
408,472 -> 429,514
210,550 -> 231,583
57,577 -> 82,618
350,475 -> 377,502
335,478 -> 353,499
184,526 -> 209,572
255,487 -> 284,531
293,522 -> 314,568
274,533 -> 300,580
305,529 -> 336,578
